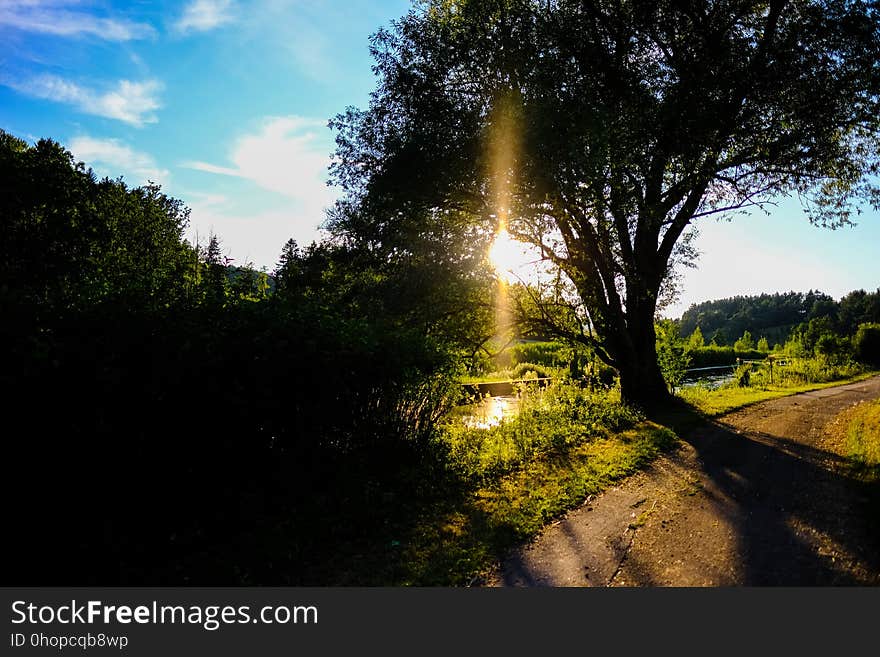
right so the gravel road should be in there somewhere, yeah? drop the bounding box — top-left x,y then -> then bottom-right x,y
488,376 -> 880,586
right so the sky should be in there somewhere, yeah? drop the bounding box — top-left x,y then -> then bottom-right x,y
2,0 -> 879,319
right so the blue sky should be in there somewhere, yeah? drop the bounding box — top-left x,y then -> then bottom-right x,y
2,0 -> 878,318
0,0 -> 410,269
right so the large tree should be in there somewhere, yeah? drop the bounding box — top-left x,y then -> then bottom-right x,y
329,0 -> 880,405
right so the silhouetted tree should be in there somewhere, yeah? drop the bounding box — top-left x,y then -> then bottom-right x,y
330,0 -> 880,405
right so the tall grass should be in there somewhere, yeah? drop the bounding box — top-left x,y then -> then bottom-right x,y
441,381 -> 643,484
844,400 -> 880,482
735,357 -> 863,388
391,381 -> 674,584
681,356 -> 871,416
509,341 -> 568,368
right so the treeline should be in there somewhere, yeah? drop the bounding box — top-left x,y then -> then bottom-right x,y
679,290 -> 880,347
663,293 -> 880,387
1,131 -> 492,584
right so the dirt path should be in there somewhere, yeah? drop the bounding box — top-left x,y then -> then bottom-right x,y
487,376 -> 880,586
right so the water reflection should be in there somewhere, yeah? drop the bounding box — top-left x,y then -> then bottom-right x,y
462,395 -> 520,429
681,373 -> 735,390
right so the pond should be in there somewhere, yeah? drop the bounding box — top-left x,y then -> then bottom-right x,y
681,372 -> 735,390
457,395 -> 520,429
681,365 -> 737,390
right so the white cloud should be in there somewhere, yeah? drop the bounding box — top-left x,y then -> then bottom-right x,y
7,75 -> 162,126
184,115 -> 336,214
69,136 -> 169,187
186,161 -> 240,177
175,0 -> 235,34
0,1 -> 155,41
185,204 -> 325,271
181,116 -> 337,269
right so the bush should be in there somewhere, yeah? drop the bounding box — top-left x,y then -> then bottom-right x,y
442,382 -> 643,483
591,361 -> 618,388
853,323 -> 880,367
510,362 -> 554,379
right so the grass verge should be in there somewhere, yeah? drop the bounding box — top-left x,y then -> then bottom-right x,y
397,423 -> 675,585
366,371 -> 879,585
679,371 -> 878,417
822,398 -> 880,483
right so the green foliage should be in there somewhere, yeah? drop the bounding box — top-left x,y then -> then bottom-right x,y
403,421 -> 676,585
688,345 -> 767,367
709,356 -> 863,392
680,372 -> 873,417
655,319 -> 691,393
442,382 -> 643,485
853,323 -> 880,367
273,238 -> 302,295
679,291 -> 839,346
200,234 -> 230,306
842,400 -> 880,482
757,336 -> 770,352
509,362 -> 554,380
687,326 -> 705,350
509,341 -> 567,369
0,131 -> 195,315
838,290 -> 880,335
2,130 -> 495,584
329,2 -> 880,404
733,330 -> 755,352
689,345 -> 735,367
814,333 -> 851,364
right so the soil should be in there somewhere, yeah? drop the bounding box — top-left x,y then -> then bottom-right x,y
486,375 -> 880,586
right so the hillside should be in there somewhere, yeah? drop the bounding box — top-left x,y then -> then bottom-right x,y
678,289 -> 880,345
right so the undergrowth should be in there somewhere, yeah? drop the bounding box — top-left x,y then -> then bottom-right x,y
390,381 -> 675,584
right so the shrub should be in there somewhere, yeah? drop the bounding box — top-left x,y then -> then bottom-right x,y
442,382 -> 643,483
510,362 -> 554,379
689,345 -> 736,367
853,323 -> 880,367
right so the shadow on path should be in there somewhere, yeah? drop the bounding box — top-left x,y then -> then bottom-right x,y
660,402 -> 880,585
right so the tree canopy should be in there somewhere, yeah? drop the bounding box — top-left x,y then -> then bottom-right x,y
0,130 -> 195,318
329,0 -> 880,405
680,288 -> 880,346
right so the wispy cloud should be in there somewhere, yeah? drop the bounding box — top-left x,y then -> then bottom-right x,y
69,136 -> 169,187
0,1 -> 155,41
175,0 -> 235,34
184,115 -> 336,210
182,115 -> 336,268
245,1 -> 339,82
6,75 -> 162,126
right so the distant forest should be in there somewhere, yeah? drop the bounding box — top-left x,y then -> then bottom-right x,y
678,290 -> 880,348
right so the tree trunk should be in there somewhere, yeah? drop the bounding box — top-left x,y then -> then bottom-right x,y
616,334 -> 670,409
604,286 -> 671,409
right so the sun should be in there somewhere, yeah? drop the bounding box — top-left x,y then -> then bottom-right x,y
489,228 -> 530,283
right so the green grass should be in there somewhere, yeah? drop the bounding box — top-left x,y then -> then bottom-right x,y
461,364 -> 560,385
367,367 -> 879,585
680,371 -> 877,417
445,382 -> 642,482
842,399 -> 880,482
460,373 -> 514,384
397,422 -> 675,585
387,382 -> 677,585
